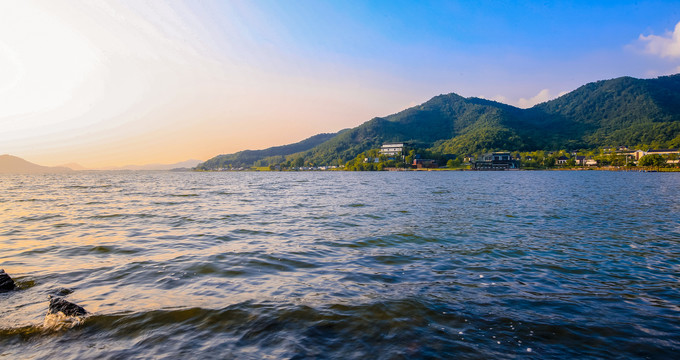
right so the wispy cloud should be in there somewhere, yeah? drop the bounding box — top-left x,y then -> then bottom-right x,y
483,88 -> 566,108
489,95 -> 510,104
637,21 -> 680,59
517,89 -> 554,108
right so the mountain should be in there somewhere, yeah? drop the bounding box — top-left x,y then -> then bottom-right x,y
106,159 -> 204,171
0,155 -> 73,174
530,75 -> 680,148
58,162 -> 88,171
196,132 -> 339,170
200,74 -> 680,168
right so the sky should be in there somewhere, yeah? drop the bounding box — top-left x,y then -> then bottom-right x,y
1,0 -> 679,168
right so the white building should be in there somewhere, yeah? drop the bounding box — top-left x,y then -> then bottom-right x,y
380,143 -> 405,156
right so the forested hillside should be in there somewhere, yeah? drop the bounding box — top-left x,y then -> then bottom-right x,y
196,132 -> 338,170
197,74 -> 680,169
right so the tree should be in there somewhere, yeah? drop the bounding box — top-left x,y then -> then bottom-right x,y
405,150 -> 416,166
638,154 -> 666,168
447,158 -> 461,168
544,156 -> 556,168
292,157 -> 304,168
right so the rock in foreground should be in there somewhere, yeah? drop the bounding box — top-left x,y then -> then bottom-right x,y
0,269 -> 15,291
48,295 -> 87,316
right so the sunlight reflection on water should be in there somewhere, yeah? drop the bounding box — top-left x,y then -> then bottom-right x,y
1,171 -> 679,358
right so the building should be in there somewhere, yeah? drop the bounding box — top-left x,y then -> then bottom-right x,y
413,159 -> 438,169
379,143 -> 405,156
574,156 -> 598,166
471,152 -> 520,170
556,156 -> 569,165
633,149 -> 679,161
647,149 -> 679,156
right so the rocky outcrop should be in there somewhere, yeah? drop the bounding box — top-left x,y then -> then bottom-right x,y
0,269 -> 15,291
47,295 -> 87,316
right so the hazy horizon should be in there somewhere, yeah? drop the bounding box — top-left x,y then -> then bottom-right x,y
1,0 -> 679,168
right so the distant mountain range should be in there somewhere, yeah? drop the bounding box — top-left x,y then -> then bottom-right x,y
102,159 -> 203,171
197,74 -> 680,169
59,162 -> 89,171
0,155 -> 203,173
0,155 -> 73,174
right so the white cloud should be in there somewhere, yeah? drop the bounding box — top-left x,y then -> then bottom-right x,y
517,89 -> 554,108
479,89 -> 564,108
489,95 -> 510,104
638,21 -> 680,59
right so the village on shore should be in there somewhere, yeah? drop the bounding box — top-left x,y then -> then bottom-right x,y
200,142 -> 680,172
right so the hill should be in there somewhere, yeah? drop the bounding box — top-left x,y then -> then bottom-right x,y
0,155 -> 73,174
105,159 -> 203,171
199,74 -> 680,168
58,162 -> 88,171
196,132 -> 338,170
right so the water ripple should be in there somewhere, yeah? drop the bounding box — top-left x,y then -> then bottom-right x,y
0,171 -> 679,358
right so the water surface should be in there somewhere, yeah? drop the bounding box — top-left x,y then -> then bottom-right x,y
1,171 -> 679,359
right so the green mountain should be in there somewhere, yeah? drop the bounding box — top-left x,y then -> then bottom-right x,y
197,132 -> 339,170
198,74 -> 680,169
532,75 -> 680,148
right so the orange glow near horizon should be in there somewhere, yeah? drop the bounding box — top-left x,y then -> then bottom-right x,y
0,1 -> 420,169
2,1 -> 678,168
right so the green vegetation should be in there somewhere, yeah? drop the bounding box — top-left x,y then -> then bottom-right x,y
196,74 -> 680,170
638,154 -> 666,168
195,132 -> 337,170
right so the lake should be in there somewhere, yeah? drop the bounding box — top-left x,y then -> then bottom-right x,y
1,171 -> 679,359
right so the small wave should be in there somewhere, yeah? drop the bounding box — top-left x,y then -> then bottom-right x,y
232,229 -> 276,236
19,214 -> 62,222
64,185 -> 112,189
14,198 -> 48,203
18,245 -> 61,256
89,213 -> 157,220
213,191 -> 240,196
13,279 -> 37,290
342,233 -> 442,248
169,194 -> 199,197
43,312 -> 87,331
90,214 -> 125,219
53,222 -> 82,228
432,190 -> 451,194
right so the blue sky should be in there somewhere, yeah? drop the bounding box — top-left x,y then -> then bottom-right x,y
1,0 -> 679,167
199,0 -> 680,101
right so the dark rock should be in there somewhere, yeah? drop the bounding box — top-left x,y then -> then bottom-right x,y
49,287 -> 74,296
48,295 -> 87,316
0,269 -> 15,292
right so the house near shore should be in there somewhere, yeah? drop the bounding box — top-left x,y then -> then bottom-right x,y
379,143 -> 406,156
471,152 -> 519,170
413,159 -> 438,169
633,149 -> 680,161
574,156 -> 597,166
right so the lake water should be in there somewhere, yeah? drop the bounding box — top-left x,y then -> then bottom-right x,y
1,171 -> 679,359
